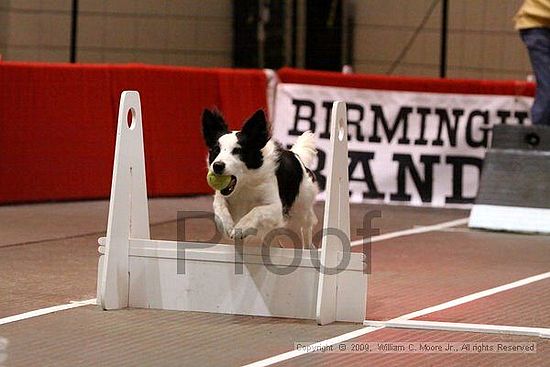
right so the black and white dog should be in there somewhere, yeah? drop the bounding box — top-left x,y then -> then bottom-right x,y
201,108 -> 318,248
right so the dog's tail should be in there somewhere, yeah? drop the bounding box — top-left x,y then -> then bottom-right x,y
291,131 -> 317,168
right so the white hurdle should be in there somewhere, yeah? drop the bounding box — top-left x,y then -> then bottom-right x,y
97,91 -> 367,324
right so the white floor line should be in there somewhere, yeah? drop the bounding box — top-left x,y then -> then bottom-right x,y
242,326 -> 384,367
364,320 -> 550,339
0,298 -> 96,326
350,217 -> 469,247
242,271 -> 550,367
392,271 -> 550,321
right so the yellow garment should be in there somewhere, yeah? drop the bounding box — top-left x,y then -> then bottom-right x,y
515,0 -> 550,29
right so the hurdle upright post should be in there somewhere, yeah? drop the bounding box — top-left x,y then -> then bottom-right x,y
98,91 -> 151,310
316,101 -> 352,325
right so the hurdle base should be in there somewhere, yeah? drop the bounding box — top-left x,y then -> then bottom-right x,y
98,238 -> 367,322
469,204 -> 550,234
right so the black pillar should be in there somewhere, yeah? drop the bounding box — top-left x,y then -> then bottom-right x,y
439,0 -> 448,78
70,0 -> 78,63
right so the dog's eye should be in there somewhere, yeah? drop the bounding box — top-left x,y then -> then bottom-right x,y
210,145 -> 220,155
232,147 -> 242,155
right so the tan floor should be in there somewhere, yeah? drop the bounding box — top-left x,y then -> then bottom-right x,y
0,197 -> 549,366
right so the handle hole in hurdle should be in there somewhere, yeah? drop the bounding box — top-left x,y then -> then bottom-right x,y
338,118 -> 345,141
525,132 -> 540,148
127,108 -> 136,130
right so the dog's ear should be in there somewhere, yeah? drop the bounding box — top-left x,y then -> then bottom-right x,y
239,109 -> 269,150
202,108 -> 229,148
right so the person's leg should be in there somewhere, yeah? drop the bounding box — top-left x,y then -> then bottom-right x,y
521,28 -> 550,126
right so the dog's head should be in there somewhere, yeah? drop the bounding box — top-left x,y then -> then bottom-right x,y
201,108 -> 270,197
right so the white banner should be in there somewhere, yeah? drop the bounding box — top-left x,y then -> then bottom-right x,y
273,83 -> 533,207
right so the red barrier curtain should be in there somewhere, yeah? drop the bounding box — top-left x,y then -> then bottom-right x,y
0,62 -> 267,204
277,67 -> 535,96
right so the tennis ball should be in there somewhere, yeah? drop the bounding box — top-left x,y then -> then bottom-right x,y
207,171 -> 232,191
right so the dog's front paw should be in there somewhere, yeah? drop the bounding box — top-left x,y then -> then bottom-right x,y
221,225 -> 235,240
229,227 -> 257,241
215,217 -> 233,239
229,228 -> 242,241
218,223 -> 234,240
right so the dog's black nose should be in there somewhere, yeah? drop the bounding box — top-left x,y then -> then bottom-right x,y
212,161 -> 225,174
